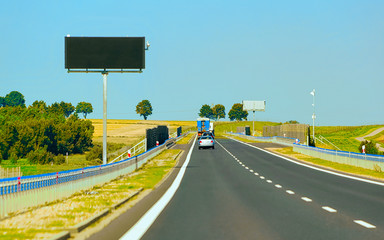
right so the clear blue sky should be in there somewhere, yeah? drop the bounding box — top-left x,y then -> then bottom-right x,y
1,0 -> 383,126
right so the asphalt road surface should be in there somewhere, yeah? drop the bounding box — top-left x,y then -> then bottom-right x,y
139,138 -> 384,240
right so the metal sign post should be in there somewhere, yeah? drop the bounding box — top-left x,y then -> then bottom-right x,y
65,36 -> 148,165
242,100 -> 266,136
102,71 -> 108,164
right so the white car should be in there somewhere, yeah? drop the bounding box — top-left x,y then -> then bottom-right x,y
198,136 -> 215,149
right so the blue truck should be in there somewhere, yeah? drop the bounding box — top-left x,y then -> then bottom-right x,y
197,118 -> 211,136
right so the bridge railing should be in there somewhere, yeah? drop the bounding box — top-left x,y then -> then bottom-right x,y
0,133 -> 189,219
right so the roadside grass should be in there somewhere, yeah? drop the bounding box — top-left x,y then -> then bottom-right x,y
177,133 -> 196,145
225,135 -> 264,143
0,154 -> 89,176
272,147 -> 384,180
0,149 -> 182,240
315,125 -> 384,152
214,121 -> 280,137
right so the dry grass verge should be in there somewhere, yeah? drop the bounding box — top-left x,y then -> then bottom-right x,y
0,149 -> 182,240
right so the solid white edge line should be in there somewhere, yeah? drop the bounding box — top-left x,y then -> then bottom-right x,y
322,206 -> 337,213
120,135 -> 197,240
228,137 -> 384,186
354,220 -> 376,229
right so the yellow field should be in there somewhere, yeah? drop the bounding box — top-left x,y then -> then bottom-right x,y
90,119 -> 196,145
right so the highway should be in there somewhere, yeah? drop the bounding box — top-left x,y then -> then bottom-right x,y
89,138 -> 384,239
141,138 -> 384,239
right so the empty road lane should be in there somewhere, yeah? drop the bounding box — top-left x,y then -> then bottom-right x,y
140,138 -> 384,240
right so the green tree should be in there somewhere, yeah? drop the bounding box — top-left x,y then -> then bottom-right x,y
359,140 -> 379,155
48,101 -> 74,118
199,104 -> 213,119
285,120 -> 299,124
212,104 -> 225,120
4,91 -> 26,107
60,101 -> 75,118
136,100 -> 153,120
228,103 -> 248,121
0,97 -> 5,107
76,102 -> 93,119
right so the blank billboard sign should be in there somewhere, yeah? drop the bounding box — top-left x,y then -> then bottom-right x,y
65,37 -> 145,69
242,100 -> 266,112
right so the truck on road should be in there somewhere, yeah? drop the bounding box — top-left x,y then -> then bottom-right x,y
197,118 -> 210,136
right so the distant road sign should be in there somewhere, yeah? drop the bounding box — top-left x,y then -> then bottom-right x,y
242,100 -> 266,112
65,37 -> 145,70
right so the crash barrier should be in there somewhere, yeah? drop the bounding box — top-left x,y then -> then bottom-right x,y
228,132 -> 384,172
293,143 -> 384,171
227,132 -> 297,146
146,125 -> 170,150
110,138 -> 147,163
0,135 -> 184,219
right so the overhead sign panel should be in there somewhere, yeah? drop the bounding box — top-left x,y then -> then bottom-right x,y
242,100 -> 266,112
65,37 -> 145,70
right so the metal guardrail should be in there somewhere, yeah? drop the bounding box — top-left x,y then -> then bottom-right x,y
227,132 -> 297,146
293,143 -> 384,163
110,138 -> 147,164
0,133 -> 188,218
227,132 -> 384,171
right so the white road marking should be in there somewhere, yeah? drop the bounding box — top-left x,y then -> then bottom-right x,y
266,180 -> 272,183
260,176 -> 265,179
286,190 -> 295,195
120,135 -> 197,240
354,220 -> 376,229
254,173 -> 259,176
322,206 -> 337,213
228,137 -> 384,187
275,184 -> 282,188
250,169 -> 254,173
301,197 -> 312,202
245,167 -> 249,170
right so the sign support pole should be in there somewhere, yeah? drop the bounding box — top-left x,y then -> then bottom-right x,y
253,111 -> 255,136
102,71 -> 108,165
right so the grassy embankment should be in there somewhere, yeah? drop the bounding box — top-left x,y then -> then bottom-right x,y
0,120 -> 196,176
315,125 -> 384,152
0,149 -> 183,240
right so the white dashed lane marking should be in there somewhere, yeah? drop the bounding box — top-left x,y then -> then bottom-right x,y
218,140 -> 378,231
354,220 -> 376,229
322,206 -> 337,213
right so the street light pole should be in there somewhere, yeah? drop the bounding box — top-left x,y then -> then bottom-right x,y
310,89 -> 316,144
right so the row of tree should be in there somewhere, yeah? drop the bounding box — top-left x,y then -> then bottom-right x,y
0,91 -> 95,164
0,91 -> 93,119
199,103 -> 248,121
